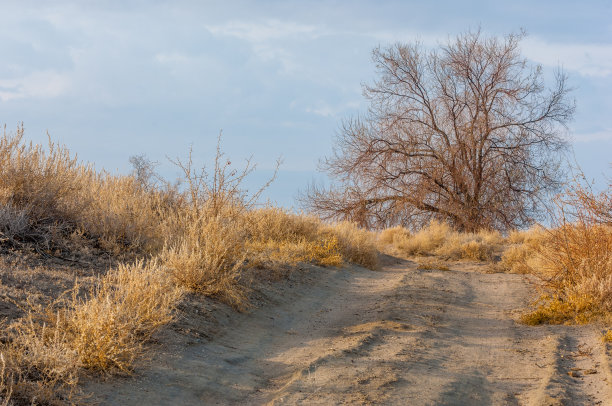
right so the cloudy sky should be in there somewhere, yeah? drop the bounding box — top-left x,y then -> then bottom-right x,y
1,0 -> 611,208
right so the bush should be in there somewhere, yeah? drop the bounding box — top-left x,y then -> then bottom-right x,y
520,176 -> 612,324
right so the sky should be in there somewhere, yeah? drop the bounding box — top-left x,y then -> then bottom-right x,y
1,0 -> 611,208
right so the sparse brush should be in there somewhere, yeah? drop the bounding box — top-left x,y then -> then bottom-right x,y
521,173 -> 612,324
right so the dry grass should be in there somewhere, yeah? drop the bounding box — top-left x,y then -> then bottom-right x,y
519,176 -> 612,325
161,204 -> 247,308
377,226 -> 411,247
326,221 -> 379,270
499,226 -> 547,274
379,220 -> 504,262
0,125 -> 173,257
66,261 -> 183,372
0,126 -> 380,403
0,260 -> 182,403
244,208 -> 378,270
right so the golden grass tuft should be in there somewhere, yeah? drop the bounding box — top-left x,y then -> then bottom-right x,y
377,226 -> 411,247
325,221 -> 379,270
519,176 -> 612,325
244,208 -> 378,270
160,205 -> 247,308
382,220 -> 504,262
499,226 -> 547,273
66,260 -> 183,372
0,260 -> 182,403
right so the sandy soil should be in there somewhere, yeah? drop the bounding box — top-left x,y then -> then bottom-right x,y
85,258 -> 612,405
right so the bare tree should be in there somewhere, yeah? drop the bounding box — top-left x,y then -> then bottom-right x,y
129,154 -> 160,190
303,30 -> 574,232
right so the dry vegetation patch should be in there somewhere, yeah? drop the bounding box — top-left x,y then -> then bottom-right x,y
513,179 -> 612,327
0,127 -> 379,404
377,220 -> 504,262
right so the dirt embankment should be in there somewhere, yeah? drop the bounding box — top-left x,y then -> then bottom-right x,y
86,258 -> 612,405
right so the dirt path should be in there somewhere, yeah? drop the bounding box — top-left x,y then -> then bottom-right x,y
86,259 -> 612,405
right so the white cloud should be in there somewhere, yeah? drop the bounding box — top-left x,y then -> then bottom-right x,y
204,20 -> 328,75
0,71 -> 71,101
523,37 -> 612,77
205,19 -> 322,43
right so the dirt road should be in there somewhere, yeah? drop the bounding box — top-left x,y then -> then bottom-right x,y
87,259 -> 612,405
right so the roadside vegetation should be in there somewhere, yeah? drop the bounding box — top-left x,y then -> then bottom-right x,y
376,183 -> 612,329
0,126 -> 378,404
513,177 -> 612,327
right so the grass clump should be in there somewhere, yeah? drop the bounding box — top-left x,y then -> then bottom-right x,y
520,175 -> 612,325
499,226 -> 547,274
244,208 -> 377,270
1,260 -> 182,403
161,205 -> 247,308
377,226 -> 411,247
379,220 -> 504,262
325,221 -> 379,270
66,260 -> 183,372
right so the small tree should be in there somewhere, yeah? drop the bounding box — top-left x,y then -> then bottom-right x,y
304,30 -> 574,231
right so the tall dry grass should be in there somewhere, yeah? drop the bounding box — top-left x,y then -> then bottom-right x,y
379,220 -> 504,261
0,125 -> 172,256
519,176 -> 612,325
244,208 -> 378,270
1,261 -> 182,403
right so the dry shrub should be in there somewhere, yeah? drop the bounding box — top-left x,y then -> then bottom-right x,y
246,236 -> 343,269
244,208 -> 377,270
67,261 -> 183,372
500,226 -> 547,273
245,207 -> 321,243
521,175 -> 612,324
416,259 -> 450,271
2,312 -> 80,404
157,142 -> 258,308
160,205 -> 247,308
377,226 -> 411,247
459,240 -> 492,261
394,220 -> 451,255
0,125 -> 171,255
